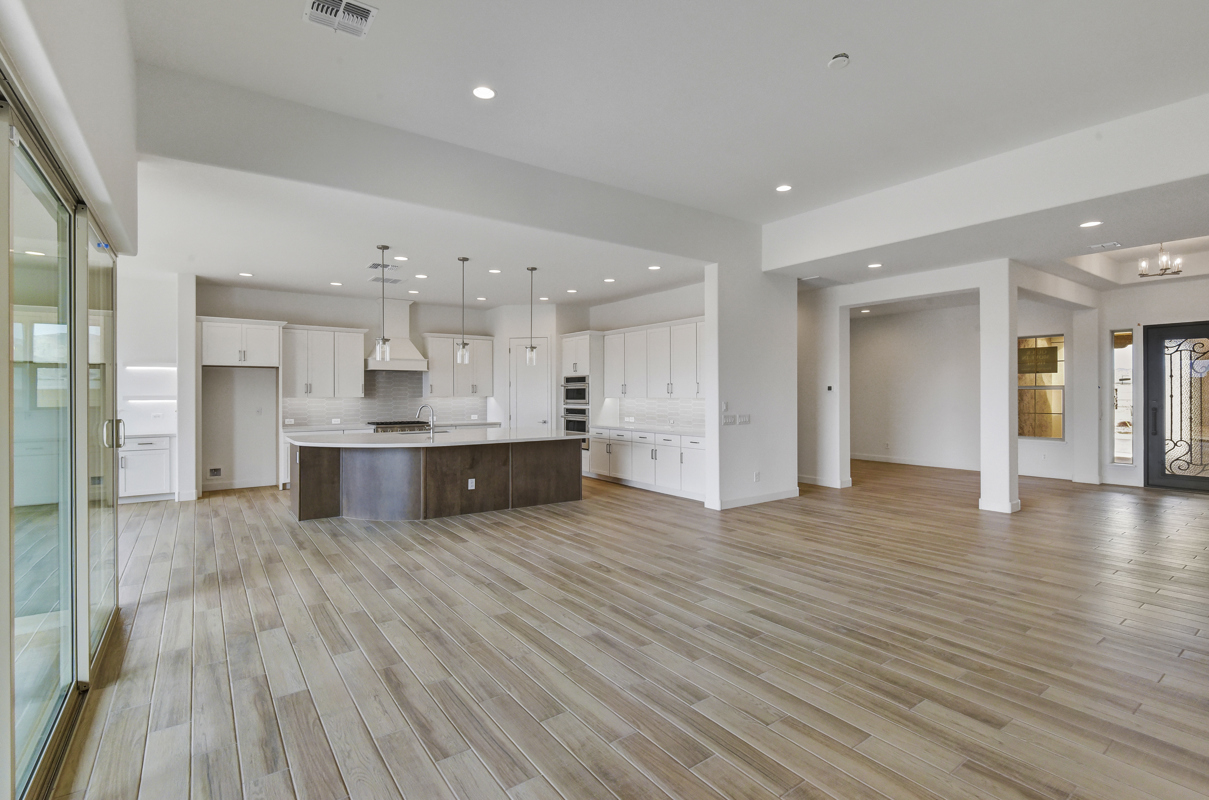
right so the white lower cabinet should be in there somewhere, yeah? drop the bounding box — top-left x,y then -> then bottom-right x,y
586,427 -> 704,500
120,436 -> 173,497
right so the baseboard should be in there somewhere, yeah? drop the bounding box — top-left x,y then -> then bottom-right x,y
176,489 -> 199,502
797,475 -> 852,488
720,487 -> 800,509
852,453 -> 979,471
119,492 -> 177,505
979,497 -> 1022,513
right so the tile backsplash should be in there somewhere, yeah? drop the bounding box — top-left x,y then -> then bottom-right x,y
281,370 -> 487,427
618,398 -> 706,431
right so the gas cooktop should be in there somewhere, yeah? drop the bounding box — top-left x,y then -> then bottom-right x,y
368,420 -> 431,432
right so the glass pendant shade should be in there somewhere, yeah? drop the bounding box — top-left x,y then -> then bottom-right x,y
456,342 -> 470,364
525,345 -> 537,367
375,338 -> 390,361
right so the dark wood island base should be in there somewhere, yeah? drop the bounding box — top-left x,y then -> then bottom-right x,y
289,438 -> 583,521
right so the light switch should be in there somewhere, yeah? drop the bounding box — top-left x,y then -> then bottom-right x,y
738,414 -> 751,425
471,414 -> 479,420
468,478 -> 476,490
332,418 -> 341,424
723,414 -> 737,425
285,418 -> 294,425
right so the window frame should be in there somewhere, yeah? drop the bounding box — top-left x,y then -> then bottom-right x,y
1018,334 -> 1066,441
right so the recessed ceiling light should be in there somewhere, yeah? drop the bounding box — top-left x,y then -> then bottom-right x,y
330,282 -> 342,286
473,86 -> 495,100
239,273 -> 253,277
868,263 -> 882,269
776,185 -> 792,193
648,265 -> 660,270
1080,221 -> 1103,228
567,289 -> 577,293
415,274 -> 427,279
477,297 -> 486,301
539,296 -> 548,301
393,256 -> 408,261
489,269 -> 501,273
24,251 -> 45,256
860,309 -> 871,313
408,290 -> 419,294
604,278 -> 615,282
828,53 -> 850,70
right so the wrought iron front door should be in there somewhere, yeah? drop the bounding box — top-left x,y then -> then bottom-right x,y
1145,322 -> 1209,491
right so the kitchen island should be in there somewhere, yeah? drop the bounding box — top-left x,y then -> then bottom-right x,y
285,427 -> 583,521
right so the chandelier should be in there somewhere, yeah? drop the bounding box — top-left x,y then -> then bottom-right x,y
1138,243 -> 1182,278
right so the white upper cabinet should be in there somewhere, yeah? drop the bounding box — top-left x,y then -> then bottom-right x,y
425,336 -> 454,397
281,325 -> 366,398
670,323 -> 697,399
623,330 -> 647,398
453,338 -> 474,397
603,334 -> 624,398
562,335 -> 589,376
468,339 -> 493,396
646,326 -> 670,398
200,319 -> 282,367
334,332 -> 365,398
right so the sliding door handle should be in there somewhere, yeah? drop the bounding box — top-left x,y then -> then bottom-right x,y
117,419 -> 126,448
1149,404 -> 1158,436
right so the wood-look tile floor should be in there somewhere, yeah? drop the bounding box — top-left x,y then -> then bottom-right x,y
53,462 -> 1209,800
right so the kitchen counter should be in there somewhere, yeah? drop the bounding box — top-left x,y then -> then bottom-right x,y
283,420 -> 501,434
286,427 -> 575,449
288,428 -> 581,521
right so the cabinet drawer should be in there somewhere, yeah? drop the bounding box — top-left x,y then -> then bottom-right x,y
656,434 -> 681,447
682,436 -> 706,450
610,430 -> 632,441
589,427 -> 610,438
123,436 -> 170,451
633,431 -> 655,443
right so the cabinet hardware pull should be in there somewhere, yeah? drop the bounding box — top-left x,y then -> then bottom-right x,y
680,452 -> 683,464
120,457 -> 126,469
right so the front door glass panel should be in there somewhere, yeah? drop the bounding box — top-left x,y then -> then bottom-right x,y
1163,337 -> 1209,478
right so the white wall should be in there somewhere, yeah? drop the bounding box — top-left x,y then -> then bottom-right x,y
201,366 -> 278,490
589,282 -> 704,331
117,266 -> 178,434
0,0 -> 137,252
850,304 -> 981,471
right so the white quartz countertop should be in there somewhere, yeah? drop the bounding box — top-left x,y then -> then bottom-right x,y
283,421 -> 501,433
593,424 -> 706,437
286,427 -> 580,449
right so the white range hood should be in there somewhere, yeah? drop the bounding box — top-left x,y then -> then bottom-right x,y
366,337 -> 428,371
365,297 -> 427,371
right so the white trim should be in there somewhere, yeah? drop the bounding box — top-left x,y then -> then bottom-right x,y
0,102 -> 15,795
719,487 -> 801,509
282,323 -> 368,334
196,315 -> 287,326
568,316 -> 705,337
798,474 -> 852,488
979,498 -> 1022,513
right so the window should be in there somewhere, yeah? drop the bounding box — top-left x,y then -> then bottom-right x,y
1112,330 -> 1133,463
1018,335 -> 1064,439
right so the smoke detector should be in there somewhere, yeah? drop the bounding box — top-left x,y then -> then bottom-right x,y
1088,241 -> 1123,250
303,0 -> 378,37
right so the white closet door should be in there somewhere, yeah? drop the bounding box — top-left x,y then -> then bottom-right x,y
670,323 -> 697,399
646,326 -> 670,398
280,329 -> 309,398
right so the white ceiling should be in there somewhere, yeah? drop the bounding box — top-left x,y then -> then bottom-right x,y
123,157 -> 706,307
126,1 -> 1209,224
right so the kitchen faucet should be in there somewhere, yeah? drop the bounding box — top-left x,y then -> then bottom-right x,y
417,404 -> 436,429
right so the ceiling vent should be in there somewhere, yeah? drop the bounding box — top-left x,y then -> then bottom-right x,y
303,0 -> 378,37
369,276 -> 402,284
1088,241 -> 1123,250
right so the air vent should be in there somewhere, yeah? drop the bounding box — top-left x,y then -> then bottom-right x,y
367,261 -> 397,271
1088,241 -> 1122,250
370,276 -> 402,284
303,0 -> 377,37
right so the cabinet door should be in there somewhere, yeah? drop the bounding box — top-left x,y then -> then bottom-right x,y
305,330 -> 335,398
334,331 -> 365,398
281,329 -> 309,398
646,326 -> 671,398
471,339 -> 493,395
201,321 -> 243,366
588,438 -> 610,474
695,322 -> 705,398
561,337 -> 577,376
121,450 -> 171,496
632,444 -> 656,484
425,337 -> 454,397
243,324 -> 281,367
453,339 -> 475,397
681,448 -> 706,496
655,446 -> 682,490
603,334 -> 625,398
623,330 -> 647,398
565,336 -> 588,375
670,323 -> 697,399
610,441 -> 633,480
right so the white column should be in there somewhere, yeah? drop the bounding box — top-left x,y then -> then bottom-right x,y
176,274 -> 199,501
1070,307 -> 1102,484
814,292 -> 851,488
979,264 -> 1020,512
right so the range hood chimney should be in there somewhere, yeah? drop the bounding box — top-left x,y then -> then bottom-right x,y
364,295 -> 428,371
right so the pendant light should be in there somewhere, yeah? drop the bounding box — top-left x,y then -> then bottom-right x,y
526,267 -> 538,366
373,244 -> 391,361
456,257 -> 470,365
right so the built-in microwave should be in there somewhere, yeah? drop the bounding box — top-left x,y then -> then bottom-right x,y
562,376 -> 589,406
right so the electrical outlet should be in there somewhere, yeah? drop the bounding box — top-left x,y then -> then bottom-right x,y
754,471 -> 761,482
285,418 -> 294,425
738,414 -> 751,425
209,468 -> 221,477
723,414 -> 737,425
884,441 -> 890,450
471,414 -> 479,420
625,416 -> 635,422
332,418 -> 341,424
467,478 -> 476,490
